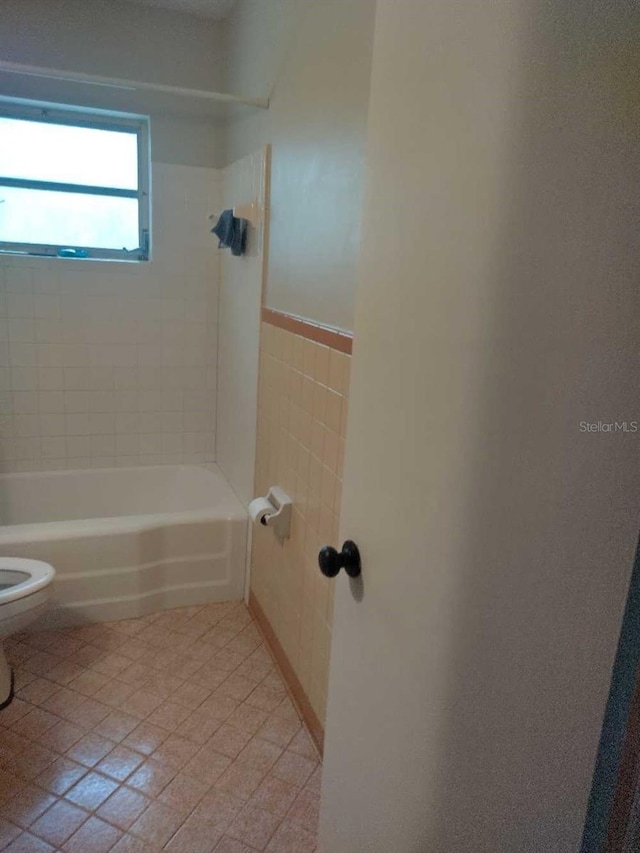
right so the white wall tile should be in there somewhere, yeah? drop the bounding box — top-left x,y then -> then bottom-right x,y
14,414 -> 39,437
10,343 -> 37,367
0,162 -> 222,472
41,436 -> 66,458
40,413 -> 66,436
34,295 -> 60,319
90,413 -> 116,434
13,391 -> 38,414
7,293 -> 34,317
215,148 -> 266,506
65,414 -> 91,436
38,391 -> 65,413
139,433 -> 163,454
8,318 -> 35,342
11,368 -> 38,391
38,368 -> 64,390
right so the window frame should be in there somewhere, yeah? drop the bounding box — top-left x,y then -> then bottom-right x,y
0,99 -> 150,262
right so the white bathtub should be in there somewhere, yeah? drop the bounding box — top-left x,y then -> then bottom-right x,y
0,464 -> 247,626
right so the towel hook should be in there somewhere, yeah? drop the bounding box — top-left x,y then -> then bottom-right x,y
207,201 -> 262,229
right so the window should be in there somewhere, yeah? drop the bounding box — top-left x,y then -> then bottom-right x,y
0,99 -> 150,261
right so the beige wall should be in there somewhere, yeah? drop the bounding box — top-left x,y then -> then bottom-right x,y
252,322 -> 351,724
224,0 -> 376,332
0,0 -> 228,166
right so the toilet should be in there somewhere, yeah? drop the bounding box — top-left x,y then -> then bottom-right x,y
0,558 -> 56,708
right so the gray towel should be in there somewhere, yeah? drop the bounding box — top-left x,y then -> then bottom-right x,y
211,209 -> 248,257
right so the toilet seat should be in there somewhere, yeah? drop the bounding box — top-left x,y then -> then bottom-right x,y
0,558 -> 56,707
0,558 -> 55,605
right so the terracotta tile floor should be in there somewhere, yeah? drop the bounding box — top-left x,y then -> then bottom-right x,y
0,601 -> 321,852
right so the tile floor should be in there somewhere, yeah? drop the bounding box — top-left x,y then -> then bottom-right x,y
0,601 -> 321,852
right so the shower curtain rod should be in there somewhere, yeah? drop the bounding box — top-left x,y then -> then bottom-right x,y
0,60 -> 270,109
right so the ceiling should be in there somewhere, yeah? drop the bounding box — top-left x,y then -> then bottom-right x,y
120,0 -> 237,20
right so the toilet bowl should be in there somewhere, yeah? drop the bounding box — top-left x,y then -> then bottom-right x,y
0,558 -> 56,708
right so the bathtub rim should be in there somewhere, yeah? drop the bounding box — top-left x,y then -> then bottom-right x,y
0,463 -> 248,545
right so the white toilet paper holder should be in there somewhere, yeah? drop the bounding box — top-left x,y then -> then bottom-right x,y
253,486 -> 292,539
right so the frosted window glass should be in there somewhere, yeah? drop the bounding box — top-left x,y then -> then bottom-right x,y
0,187 -> 139,251
0,118 -> 138,189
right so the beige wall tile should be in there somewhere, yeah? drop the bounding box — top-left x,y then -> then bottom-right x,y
328,350 -> 350,396
313,346 -> 330,386
323,391 -> 342,434
250,322 -> 351,723
302,340 -> 316,379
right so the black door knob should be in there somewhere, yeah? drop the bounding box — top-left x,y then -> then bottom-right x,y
318,540 -> 361,578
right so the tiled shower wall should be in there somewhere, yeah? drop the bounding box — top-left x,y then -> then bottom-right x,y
0,163 -> 221,472
251,322 -> 351,724
216,148 -> 268,506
